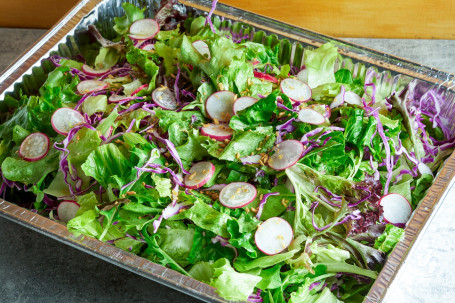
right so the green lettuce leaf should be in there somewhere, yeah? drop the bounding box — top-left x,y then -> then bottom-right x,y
210,258 -> 262,301
374,224 -> 405,253
304,42 -> 340,88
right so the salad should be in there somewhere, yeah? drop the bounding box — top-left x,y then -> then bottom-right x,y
0,1 -> 453,302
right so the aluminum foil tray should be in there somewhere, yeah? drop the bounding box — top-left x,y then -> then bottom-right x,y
1,0 -> 455,302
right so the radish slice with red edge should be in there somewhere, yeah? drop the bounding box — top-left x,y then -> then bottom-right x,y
57,201 -> 80,223
233,96 -> 257,114
219,182 -> 257,209
253,71 -> 278,83
19,132 -> 50,162
240,155 -> 261,165
268,140 -> 304,171
201,123 -> 233,141
205,91 -> 236,122
51,108 -> 86,135
418,162 -> 433,176
298,108 -> 326,125
76,80 -> 108,95
280,78 -> 311,103
152,86 -> 178,110
380,193 -> 412,225
255,217 -> 293,255
128,19 -> 160,40
192,40 -> 211,59
131,84 -> 149,96
296,68 -> 308,83
344,91 -> 363,106
184,162 -> 216,189
81,64 -> 110,76
140,44 -> 155,51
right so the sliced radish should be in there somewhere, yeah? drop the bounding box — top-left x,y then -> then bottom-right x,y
57,200 -> 80,223
253,71 -> 278,83
311,104 -> 331,118
255,217 -> 293,255
140,44 -> 155,51
268,140 -> 304,171
81,64 -> 110,76
418,162 -> 433,176
51,108 -> 86,135
19,132 -> 50,161
233,96 -> 257,114
252,60 -> 260,66
192,40 -> 211,59
205,91 -> 236,122
201,123 -> 233,141
240,155 -> 261,165
380,193 -> 412,225
219,182 -> 257,209
108,94 -> 130,103
280,78 -> 311,103
152,86 -> 178,110
184,162 -> 216,189
298,108 -> 326,125
76,80 -> 108,95
131,84 -> 149,96
344,91 -> 363,106
129,19 -> 160,40
296,69 -> 308,83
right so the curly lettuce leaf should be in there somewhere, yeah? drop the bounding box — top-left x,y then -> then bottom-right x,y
374,224 -> 405,253
210,258 -> 262,301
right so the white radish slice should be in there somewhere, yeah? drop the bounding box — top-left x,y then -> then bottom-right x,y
296,68 -> 308,83
205,91 -> 236,122
51,108 -> 86,135
192,40 -> 211,59
108,94 -> 130,103
298,108 -> 326,125
233,96 -> 257,114
240,155 -> 261,165
184,162 -> 216,189
128,19 -> 160,40
81,64 -> 110,76
57,201 -> 80,223
219,182 -> 257,209
380,193 -> 412,225
255,217 -> 293,255
19,132 -> 50,162
268,140 -> 304,171
131,84 -> 149,96
140,44 -> 155,51
344,91 -> 363,106
253,71 -> 278,83
76,80 -> 108,94
418,162 -> 433,176
332,91 -> 363,109
280,78 -> 312,103
201,123 -> 233,141
152,86 -> 178,110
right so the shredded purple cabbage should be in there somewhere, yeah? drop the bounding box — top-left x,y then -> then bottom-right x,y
205,0 -> 219,34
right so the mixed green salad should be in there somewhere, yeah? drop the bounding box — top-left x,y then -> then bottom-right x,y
0,1 -> 453,302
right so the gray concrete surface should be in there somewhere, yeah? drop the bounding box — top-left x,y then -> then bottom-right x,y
0,28 -> 454,303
